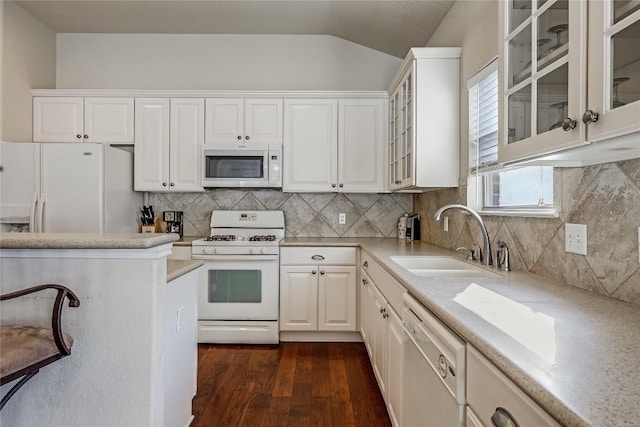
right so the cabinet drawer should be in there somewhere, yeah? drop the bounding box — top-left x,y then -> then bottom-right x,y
280,247 -> 356,265
361,251 -> 406,313
467,346 -> 559,427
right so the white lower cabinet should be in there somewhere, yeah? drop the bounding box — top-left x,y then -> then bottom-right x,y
359,251 -> 406,427
467,345 -> 559,427
164,268 -> 198,427
280,247 -> 357,333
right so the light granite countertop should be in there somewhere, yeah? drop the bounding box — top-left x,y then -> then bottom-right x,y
167,259 -> 204,282
0,232 -> 179,249
282,237 -> 640,427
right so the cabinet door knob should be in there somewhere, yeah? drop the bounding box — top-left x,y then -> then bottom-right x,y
582,110 -> 599,125
562,118 -> 577,131
363,261 -> 368,268
362,278 -> 368,285
245,135 -> 250,140
339,183 -> 343,188
312,270 -> 317,275
76,134 -> 82,139
83,134 -> 89,139
237,135 -> 242,140
320,271 -> 325,275
332,184 -> 336,188
170,182 -> 175,187
162,182 -> 168,187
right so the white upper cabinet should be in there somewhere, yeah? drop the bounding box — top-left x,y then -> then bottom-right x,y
387,48 -> 461,191
283,97 -> 387,193
283,99 -> 338,192
33,97 -> 134,143
135,98 -> 204,192
338,99 -> 386,192
498,0 -> 640,164
205,98 -> 283,144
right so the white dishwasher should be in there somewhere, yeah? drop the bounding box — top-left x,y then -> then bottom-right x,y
402,293 -> 466,427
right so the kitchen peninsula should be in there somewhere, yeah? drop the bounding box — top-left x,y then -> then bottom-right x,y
0,233 -> 201,427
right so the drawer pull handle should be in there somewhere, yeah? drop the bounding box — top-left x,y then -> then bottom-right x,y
363,261 -> 368,267
311,255 -> 325,260
491,407 -> 519,427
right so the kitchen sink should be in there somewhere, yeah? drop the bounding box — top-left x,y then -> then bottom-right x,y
390,256 -> 502,279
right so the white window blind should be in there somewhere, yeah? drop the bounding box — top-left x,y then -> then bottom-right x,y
468,63 -> 498,172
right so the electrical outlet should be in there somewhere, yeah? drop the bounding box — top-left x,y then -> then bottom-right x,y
444,216 -> 449,232
339,213 -> 346,224
565,223 -> 587,255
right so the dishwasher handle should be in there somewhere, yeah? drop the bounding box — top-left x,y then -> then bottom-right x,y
491,407 -> 520,427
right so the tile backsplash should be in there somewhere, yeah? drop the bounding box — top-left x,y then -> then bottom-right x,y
414,159 -> 640,305
151,190 -> 412,238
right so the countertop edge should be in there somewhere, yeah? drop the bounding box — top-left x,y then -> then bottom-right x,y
0,233 -> 180,249
167,260 -> 204,282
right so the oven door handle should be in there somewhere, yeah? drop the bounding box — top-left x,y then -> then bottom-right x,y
192,254 -> 279,261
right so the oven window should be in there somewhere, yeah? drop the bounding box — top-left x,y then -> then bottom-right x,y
208,270 -> 262,303
205,156 -> 264,179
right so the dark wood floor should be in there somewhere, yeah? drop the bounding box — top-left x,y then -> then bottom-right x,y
191,342 -> 391,427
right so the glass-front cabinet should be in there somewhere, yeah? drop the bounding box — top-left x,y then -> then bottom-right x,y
498,0 -> 588,163
388,69 -> 414,190
587,0 -> 640,142
387,48 -> 461,191
499,0 -> 640,164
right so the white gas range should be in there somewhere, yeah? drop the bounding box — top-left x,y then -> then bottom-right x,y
191,210 -> 284,344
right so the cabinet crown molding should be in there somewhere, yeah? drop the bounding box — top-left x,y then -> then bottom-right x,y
31,89 -> 388,99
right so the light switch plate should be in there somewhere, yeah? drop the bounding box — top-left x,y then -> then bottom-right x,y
338,213 -> 346,225
565,223 -> 587,255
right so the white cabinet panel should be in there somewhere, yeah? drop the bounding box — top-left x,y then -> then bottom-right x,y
467,345 -> 559,427
33,97 -> 84,143
33,97 -> 134,143
245,98 -> 283,143
280,247 -> 356,333
386,307 -> 405,427
338,99 -> 386,192
170,98 -> 204,192
318,266 -> 356,331
205,98 -> 244,144
205,98 -> 283,144
283,99 -> 337,192
135,98 -> 204,192
279,266 -> 318,331
84,97 -> 134,143
134,99 -> 170,191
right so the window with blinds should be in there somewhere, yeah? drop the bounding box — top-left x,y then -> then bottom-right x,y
467,60 -> 554,212
469,66 -> 498,172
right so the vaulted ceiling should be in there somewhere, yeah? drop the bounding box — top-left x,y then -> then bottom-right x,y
13,0 -> 456,58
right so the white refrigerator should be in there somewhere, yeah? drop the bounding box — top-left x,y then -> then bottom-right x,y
0,142 -> 142,233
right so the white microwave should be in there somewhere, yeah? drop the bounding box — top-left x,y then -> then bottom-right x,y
202,143 -> 282,188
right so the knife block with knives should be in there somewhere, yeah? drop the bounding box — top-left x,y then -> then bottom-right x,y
140,206 -> 157,233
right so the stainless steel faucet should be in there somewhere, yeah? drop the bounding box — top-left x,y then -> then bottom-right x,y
434,204 -> 492,267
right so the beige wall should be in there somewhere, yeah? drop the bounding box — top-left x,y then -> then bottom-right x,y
2,1 -> 56,142
56,34 -> 401,90
426,0 -> 498,179
418,0 -> 640,305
